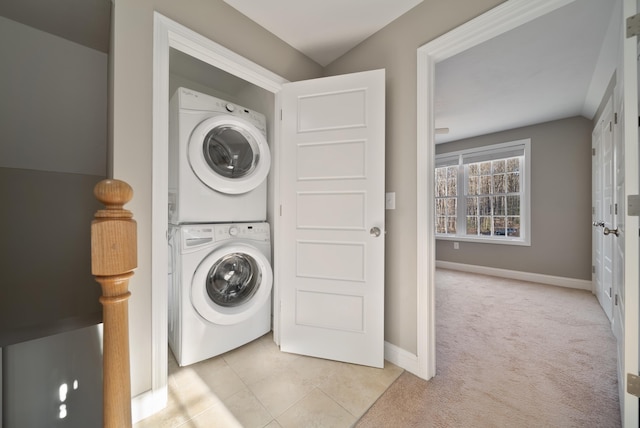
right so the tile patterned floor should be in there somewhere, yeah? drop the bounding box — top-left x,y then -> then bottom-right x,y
134,333 -> 403,428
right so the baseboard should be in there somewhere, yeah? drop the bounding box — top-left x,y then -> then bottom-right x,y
436,261 -> 592,291
131,386 -> 167,424
384,341 -> 420,375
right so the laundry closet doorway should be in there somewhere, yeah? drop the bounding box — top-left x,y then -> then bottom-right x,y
151,13 -> 386,415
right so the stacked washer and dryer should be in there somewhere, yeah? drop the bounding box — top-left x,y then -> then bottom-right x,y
168,87 -> 273,367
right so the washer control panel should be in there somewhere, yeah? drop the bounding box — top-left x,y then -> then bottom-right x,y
214,222 -> 270,242
180,223 -> 270,251
177,87 -> 267,137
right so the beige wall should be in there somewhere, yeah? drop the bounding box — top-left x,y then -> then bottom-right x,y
324,0 -> 505,353
111,0 -> 322,396
435,117 -> 593,280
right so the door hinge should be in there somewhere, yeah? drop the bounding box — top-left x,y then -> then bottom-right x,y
609,121 -> 613,132
629,195 -> 640,216
280,109 -> 283,120
615,293 -> 619,306
609,287 -> 612,298
615,203 -> 618,215
628,373 -> 640,397
627,13 -> 640,38
614,112 -> 618,125
592,265 -> 596,274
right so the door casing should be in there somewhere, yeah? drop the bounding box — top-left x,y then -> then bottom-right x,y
416,0 -> 576,380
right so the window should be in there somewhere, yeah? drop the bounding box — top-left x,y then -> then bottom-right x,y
435,139 -> 530,245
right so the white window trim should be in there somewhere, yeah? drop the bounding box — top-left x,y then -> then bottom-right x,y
435,139 -> 531,246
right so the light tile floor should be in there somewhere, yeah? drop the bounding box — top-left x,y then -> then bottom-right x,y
134,333 -> 403,428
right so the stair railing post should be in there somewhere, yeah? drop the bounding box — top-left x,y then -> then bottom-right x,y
91,179 -> 137,428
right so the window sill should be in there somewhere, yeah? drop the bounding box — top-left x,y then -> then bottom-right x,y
436,235 -> 530,246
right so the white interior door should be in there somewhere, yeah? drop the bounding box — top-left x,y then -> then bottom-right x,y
593,99 -> 614,321
278,69 -> 385,368
612,87 -> 626,419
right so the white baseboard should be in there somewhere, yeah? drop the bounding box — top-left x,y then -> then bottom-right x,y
436,261 -> 592,291
384,340 -> 420,376
131,386 -> 167,424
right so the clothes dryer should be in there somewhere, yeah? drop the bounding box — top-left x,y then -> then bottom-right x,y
168,222 -> 272,366
169,87 -> 270,224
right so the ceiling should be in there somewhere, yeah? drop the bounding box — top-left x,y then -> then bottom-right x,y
1,0 -> 619,145
434,0 -> 619,143
223,0 -> 424,66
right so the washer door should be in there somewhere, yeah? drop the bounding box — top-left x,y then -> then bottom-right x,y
188,115 -> 270,194
191,243 -> 273,325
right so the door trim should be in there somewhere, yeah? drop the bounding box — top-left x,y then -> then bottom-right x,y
415,0 -> 575,380
621,0 -> 639,424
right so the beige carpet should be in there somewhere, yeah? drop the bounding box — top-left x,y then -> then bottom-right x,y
356,269 -> 621,427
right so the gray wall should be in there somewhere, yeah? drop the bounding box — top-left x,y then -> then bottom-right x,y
435,117 -> 593,280
0,16 -> 107,427
0,16 -> 107,345
3,325 -> 103,428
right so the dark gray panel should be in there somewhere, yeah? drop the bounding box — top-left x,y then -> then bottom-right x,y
0,168 -> 105,346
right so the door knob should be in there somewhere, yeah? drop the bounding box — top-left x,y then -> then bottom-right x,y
603,227 -> 619,237
370,226 -> 382,237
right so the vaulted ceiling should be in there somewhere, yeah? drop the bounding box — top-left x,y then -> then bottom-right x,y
434,0 -> 618,143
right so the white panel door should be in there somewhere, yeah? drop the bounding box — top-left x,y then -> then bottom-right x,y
592,99 -> 614,322
279,69 -> 385,367
603,100 -> 615,321
612,87 -> 626,418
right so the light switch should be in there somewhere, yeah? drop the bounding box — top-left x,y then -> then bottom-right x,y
385,192 -> 396,210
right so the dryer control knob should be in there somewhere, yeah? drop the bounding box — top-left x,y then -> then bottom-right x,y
225,103 -> 235,112
229,226 -> 238,236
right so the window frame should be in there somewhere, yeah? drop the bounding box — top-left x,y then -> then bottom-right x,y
435,139 -> 531,246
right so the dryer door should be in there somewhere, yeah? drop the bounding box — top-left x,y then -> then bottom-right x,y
188,115 -> 270,194
191,243 -> 273,325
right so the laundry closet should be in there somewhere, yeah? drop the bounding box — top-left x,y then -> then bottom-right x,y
153,17 -> 386,387
167,48 -> 276,366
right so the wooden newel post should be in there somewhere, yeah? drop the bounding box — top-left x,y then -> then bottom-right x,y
91,179 -> 137,428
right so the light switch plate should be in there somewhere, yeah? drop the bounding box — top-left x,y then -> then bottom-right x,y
385,192 -> 396,210
628,195 -> 640,216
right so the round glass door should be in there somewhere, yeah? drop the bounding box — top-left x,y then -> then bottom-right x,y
203,126 -> 260,179
205,253 -> 262,307
189,115 -> 270,194
191,243 -> 273,325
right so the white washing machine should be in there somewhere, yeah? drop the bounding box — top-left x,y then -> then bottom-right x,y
169,87 -> 270,224
168,222 -> 273,366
